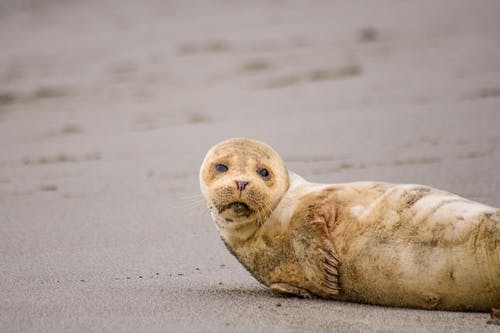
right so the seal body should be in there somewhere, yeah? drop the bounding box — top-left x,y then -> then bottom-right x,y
200,138 -> 500,311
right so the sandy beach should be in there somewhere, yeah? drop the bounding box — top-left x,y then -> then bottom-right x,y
1,0 -> 500,331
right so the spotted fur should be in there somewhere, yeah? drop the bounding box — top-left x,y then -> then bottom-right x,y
200,138 -> 500,311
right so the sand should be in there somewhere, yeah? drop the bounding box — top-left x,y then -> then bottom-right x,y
1,0 -> 500,332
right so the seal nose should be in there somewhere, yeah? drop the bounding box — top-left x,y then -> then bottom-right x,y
235,180 -> 249,191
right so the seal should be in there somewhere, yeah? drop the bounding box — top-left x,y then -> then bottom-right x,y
199,138 -> 500,311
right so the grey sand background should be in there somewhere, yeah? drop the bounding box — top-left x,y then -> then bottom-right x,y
1,0 -> 500,332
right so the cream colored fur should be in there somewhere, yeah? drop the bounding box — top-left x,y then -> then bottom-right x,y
200,138 -> 500,311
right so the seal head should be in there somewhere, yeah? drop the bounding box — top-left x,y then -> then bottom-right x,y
199,138 -> 290,242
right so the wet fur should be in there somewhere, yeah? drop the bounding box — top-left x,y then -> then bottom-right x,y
200,138 -> 500,311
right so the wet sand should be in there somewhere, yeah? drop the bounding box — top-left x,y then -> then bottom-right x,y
1,0 -> 500,332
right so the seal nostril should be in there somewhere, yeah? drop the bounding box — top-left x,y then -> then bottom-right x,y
235,180 -> 249,191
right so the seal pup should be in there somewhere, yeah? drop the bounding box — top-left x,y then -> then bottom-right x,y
199,138 -> 500,311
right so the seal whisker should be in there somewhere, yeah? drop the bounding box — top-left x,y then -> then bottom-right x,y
261,201 -> 273,222
256,206 -> 264,227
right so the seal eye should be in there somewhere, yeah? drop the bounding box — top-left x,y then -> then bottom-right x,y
214,163 -> 228,173
257,167 -> 270,180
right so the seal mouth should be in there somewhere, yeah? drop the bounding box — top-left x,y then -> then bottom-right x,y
220,202 -> 253,217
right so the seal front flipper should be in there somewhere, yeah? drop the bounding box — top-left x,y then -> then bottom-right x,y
269,283 -> 313,299
289,206 -> 341,298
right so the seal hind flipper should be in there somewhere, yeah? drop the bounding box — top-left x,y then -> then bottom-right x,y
289,205 -> 341,298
